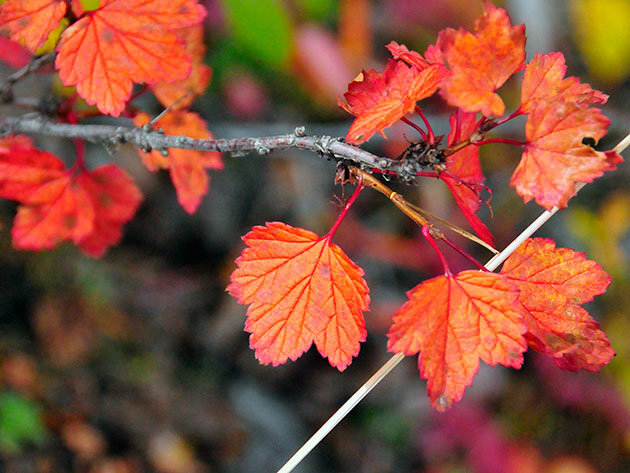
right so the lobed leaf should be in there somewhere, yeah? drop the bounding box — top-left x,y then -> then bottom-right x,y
133,111 -> 222,214
339,58 -> 447,144
387,270 -> 527,411
500,238 -> 614,371
439,0 -> 525,117
228,222 -> 370,371
520,52 -> 608,113
55,0 -> 206,116
511,100 -> 623,209
0,0 -> 67,52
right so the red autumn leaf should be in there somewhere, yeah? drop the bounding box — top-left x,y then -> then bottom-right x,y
511,100 -> 623,209
55,0 -> 206,116
133,111 -> 222,214
520,52 -> 608,113
339,58 -> 448,144
75,164 -> 143,257
149,25 -> 212,110
228,222 -> 370,371
500,238 -> 614,371
385,41 -> 432,70
387,270 -> 527,411
0,140 -> 67,205
0,139 -> 142,256
439,1 -> 525,117
0,0 -> 67,52
0,37 -> 32,69
442,111 -> 494,246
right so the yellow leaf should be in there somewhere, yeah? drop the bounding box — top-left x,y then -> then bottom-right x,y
569,0 -> 630,83
35,17 -> 68,55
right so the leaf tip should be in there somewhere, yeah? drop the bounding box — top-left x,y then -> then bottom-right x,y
434,393 -> 452,412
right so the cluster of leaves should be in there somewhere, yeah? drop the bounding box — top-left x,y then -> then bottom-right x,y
230,1 -> 621,410
0,0 -> 220,255
0,0 -> 623,411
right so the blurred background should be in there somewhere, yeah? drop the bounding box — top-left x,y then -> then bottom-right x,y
1,0 -> 630,472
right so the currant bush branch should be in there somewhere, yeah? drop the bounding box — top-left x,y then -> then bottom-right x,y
0,52 -> 55,103
0,114 -> 412,174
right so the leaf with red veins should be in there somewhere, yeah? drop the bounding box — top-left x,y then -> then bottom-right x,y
387,271 -> 527,411
442,111 -> 494,246
55,0 -> 206,116
439,1 -> 525,117
501,238 -> 614,371
511,100 -> 623,209
228,222 -> 370,371
133,111 -> 222,214
76,164 -> 143,257
521,52 -> 608,113
526,303 -> 614,372
500,238 -> 610,304
339,59 -> 448,145
0,0 -> 67,52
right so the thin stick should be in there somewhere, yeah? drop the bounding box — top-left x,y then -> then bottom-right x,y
406,202 -> 498,254
276,132 -> 630,473
148,91 -> 193,125
276,353 -> 405,473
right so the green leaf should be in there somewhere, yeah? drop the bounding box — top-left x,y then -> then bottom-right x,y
295,0 -> 337,22
0,392 -> 46,453
79,0 -> 101,11
221,0 -> 294,69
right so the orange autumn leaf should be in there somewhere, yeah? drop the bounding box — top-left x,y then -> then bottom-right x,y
439,1 -> 525,117
520,52 -> 608,113
55,0 -> 206,116
387,271 -> 527,411
442,111 -> 494,246
228,222 -> 370,371
0,139 -> 142,256
339,59 -> 448,145
385,41 -> 432,70
500,238 -> 614,372
149,25 -> 212,110
511,100 -> 623,209
133,111 -> 222,214
0,0 -> 67,52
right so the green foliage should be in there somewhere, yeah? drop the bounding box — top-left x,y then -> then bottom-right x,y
79,0 -> 101,11
295,0 -> 337,22
221,0 -> 294,69
0,392 -> 46,453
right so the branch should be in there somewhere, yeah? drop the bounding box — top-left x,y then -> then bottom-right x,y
0,114 -> 411,175
0,53 -> 56,103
